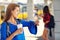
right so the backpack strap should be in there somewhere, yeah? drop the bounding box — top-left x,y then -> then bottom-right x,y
6,22 -> 11,37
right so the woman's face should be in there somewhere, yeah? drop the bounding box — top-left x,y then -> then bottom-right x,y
11,7 -> 19,18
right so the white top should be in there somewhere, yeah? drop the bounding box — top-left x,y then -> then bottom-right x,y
23,17 -> 44,37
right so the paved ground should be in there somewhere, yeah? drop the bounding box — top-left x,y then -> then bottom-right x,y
37,29 -> 55,40
55,32 -> 60,40
37,31 -> 60,40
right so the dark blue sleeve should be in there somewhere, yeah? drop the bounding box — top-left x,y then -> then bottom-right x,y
1,22 -> 7,40
21,20 -> 37,34
20,20 -> 30,27
28,21 -> 37,34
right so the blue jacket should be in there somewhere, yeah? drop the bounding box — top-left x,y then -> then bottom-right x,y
1,19 -> 37,40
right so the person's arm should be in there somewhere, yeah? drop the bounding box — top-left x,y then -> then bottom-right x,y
6,28 -> 23,40
45,21 -> 49,24
20,20 -> 29,27
45,15 -> 50,24
21,20 -> 38,34
1,22 -> 7,40
1,22 -> 23,40
21,20 -> 39,27
28,21 -> 37,34
6,32 -> 15,40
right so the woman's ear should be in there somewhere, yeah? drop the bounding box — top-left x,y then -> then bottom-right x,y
11,10 -> 14,15
11,11 -> 13,14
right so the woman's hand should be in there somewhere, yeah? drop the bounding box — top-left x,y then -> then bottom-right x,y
34,16 -> 39,25
14,28 -> 23,36
35,20 -> 39,25
45,21 -> 49,24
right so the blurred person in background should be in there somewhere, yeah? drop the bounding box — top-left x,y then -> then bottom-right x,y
1,3 -> 39,40
48,13 -> 55,37
42,6 -> 51,40
1,11 -> 5,21
0,11 -> 5,24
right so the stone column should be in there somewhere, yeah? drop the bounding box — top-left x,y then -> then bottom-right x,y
27,0 -> 34,20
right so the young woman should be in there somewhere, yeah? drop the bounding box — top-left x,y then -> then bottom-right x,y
1,3 -> 39,40
42,6 -> 51,40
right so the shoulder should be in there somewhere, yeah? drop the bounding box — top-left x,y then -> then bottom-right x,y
17,19 -> 25,23
1,22 -> 6,25
1,22 -> 7,28
16,19 -> 28,24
